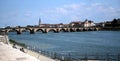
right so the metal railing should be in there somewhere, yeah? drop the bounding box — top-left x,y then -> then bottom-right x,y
26,46 -> 120,61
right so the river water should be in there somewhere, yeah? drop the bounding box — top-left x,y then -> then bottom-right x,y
8,31 -> 120,55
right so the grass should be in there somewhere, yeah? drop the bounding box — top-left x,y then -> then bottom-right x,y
9,39 -> 27,48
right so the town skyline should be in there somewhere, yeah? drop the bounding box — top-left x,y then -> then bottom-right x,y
0,0 -> 120,28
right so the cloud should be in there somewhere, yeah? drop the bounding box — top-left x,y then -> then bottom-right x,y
56,7 -> 67,14
52,3 -> 86,14
91,3 -> 102,7
104,7 -> 120,17
40,2 -> 120,23
63,4 -> 81,10
24,11 -> 32,17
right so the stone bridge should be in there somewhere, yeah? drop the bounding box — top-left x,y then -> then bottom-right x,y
0,27 -> 101,34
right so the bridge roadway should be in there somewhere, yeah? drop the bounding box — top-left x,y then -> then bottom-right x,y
0,27 -> 101,34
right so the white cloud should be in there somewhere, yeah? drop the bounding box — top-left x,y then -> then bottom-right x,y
104,7 -> 120,17
24,11 -> 32,17
63,4 -> 81,10
91,3 -> 102,7
56,7 -> 67,14
40,2 -> 120,23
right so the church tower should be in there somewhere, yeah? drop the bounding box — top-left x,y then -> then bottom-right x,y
39,18 -> 41,27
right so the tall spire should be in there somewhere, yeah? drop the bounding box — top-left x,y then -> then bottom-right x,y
39,18 -> 41,26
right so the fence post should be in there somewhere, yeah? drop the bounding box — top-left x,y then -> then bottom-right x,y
44,51 -> 46,56
43,50 -> 45,55
54,52 -> 57,59
68,53 -> 71,61
33,46 -> 36,51
118,54 -> 120,61
84,54 -> 88,61
51,52 -> 54,59
106,53 -> 110,61
95,53 -> 99,59
37,50 -> 41,59
47,51 -> 49,57
27,46 -> 29,53
62,56 -> 65,61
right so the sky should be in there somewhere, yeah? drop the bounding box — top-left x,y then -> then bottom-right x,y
0,0 -> 120,27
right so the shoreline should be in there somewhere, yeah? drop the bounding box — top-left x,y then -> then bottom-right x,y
0,35 -> 57,61
0,42 -> 40,61
9,39 -> 120,61
102,27 -> 120,31
10,43 -> 57,61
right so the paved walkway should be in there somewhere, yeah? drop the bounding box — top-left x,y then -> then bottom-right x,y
26,49 -> 56,61
0,42 -> 57,61
0,42 -> 40,61
0,35 -> 56,61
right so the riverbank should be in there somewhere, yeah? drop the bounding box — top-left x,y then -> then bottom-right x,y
9,40 -> 57,61
102,27 -> 120,31
0,35 -> 57,61
0,42 -> 40,61
25,48 -> 57,61
9,39 -> 57,61
0,40 -> 109,61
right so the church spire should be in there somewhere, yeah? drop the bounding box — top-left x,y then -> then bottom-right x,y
39,18 -> 41,27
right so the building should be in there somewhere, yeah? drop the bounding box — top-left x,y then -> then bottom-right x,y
58,23 -> 64,28
37,18 -> 96,28
82,19 -> 95,27
69,21 -> 82,27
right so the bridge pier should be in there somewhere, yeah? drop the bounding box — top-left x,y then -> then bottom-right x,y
55,29 -> 59,33
43,31 -> 47,33
43,29 -> 48,33
65,29 -> 70,32
76,28 -> 81,32
30,30 -> 35,34
83,28 -> 87,31
30,32 -> 35,34
70,28 -> 75,32
54,31 -> 59,33
89,28 -> 93,31
17,31 -> 21,34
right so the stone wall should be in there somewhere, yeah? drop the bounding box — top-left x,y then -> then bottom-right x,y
0,35 -> 9,44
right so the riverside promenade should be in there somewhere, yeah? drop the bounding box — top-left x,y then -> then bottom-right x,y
0,35 -> 56,61
0,42 -> 40,61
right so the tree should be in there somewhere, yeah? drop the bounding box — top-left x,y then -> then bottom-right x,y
112,18 -> 117,24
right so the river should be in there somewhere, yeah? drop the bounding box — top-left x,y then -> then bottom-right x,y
8,31 -> 120,56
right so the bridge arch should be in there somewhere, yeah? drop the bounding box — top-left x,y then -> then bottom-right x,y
83,28 -> 87,31
7,29 -> 21,34
94,28 -> 97,31
25,28 -> 35,34
60,28 -> 67,32
36,29 -> 44,33
48,29 -> 57,33
88,28 -> 92,31
19,29 -> 31,34
70,28 -> 75,32
76,28 -> 82,32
